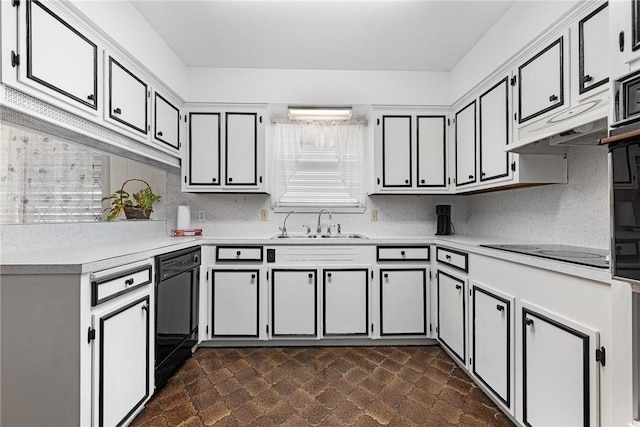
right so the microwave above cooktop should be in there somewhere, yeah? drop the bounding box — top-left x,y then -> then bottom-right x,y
612,69 -> 640,131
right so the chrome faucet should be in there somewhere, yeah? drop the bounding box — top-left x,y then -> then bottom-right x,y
317,209 -> 332,234
279,211 -> 296,236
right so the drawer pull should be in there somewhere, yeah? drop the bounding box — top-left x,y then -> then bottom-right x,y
400,251 -> 406,256
236,251 -> 241,256
445,255 -> 451,260
455,284 -> 462,290
496,305 -> 505,312
125,278 -> 134,286
525,318 -> 534,326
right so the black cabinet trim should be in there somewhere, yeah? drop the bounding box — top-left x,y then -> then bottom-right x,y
379,268 -> 427,336
108,56 -> 149,135
322,268 -> 369,337
98,296 -> 150,427
454,100 -> 477,187
416,115 -> 447,188
271,269 -> 318,337
479,77 -> 510,182
578,3 -> 609,95
376,245 -> 430,262
26,0 -> 98,110
225,112 -> 258,186
518,36 -> 565,124
154,92 -> 180,150
522,307 -> 590,427
215,246 -> 263,262
188,112 -> 221,186
211,269 -> 260,338
436,270 -> 466,364
471,286 -> 511,408
382,115 -> 412,188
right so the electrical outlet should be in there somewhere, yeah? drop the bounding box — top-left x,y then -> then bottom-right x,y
371,210 -> 378,222
260,209 -> 269,221
197,209 -> 206,222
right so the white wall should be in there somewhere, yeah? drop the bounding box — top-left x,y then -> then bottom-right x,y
187,68 -> 451,106
450,0 -> 579,102
67,0 -> 189,99
466,147 -> 609,249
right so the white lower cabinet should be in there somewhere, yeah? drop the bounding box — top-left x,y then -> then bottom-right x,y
521,301 -> 600,427
437,269 -> 466,363
92,294 -> 150,427
471,282 -> 514,412
379,268 -> 428,336
323,268 -> 369,336
271,268 -> 318,337
211,269 -> 260,337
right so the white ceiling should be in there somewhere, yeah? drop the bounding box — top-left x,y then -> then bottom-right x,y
130,0 -> 514,72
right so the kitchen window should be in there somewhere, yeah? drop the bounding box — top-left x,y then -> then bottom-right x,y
271,121 -> 366,210
0,124 -> 103,223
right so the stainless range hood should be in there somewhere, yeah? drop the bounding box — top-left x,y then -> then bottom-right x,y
546,117 -> 608,146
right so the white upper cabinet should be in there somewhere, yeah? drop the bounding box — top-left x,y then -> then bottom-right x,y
107,55 -> 149,136
479,78 -> 510,182
417,115 -> 447,188
455,101 -> 476,187
611,0 -> 640,79
517,35 -> 566,125
578,3 -> 609,97
188,112 -> 221,186
372,109 -> 448,194
153,92 -> 181,152
184,106 -> 266,192
13,0 -> 99,112
381,115 -> 412,188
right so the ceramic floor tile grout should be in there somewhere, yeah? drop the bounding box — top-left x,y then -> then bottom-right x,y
131,346 -> 515,427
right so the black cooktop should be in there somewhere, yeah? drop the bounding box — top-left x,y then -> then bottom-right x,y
480,244 -> 610,269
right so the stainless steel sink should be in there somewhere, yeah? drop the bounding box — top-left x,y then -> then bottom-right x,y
271,233 -> 368,239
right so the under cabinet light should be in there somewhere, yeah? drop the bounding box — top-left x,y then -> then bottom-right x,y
288,107 -> 352,121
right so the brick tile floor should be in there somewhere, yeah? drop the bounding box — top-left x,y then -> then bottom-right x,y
131,346 -> 515,426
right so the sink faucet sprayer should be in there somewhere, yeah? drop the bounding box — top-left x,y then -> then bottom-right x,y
279,211 -> 296,236
317,209 -> 332,234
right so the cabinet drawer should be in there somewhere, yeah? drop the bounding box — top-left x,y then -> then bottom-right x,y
436,247 -> 468,272
216,246 -> 263,262
377,246 -> 430,261
91,263 -> 152,306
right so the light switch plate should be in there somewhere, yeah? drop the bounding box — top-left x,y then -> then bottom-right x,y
197,209 -> 206,222
371,210 -> 378,222
260,209 -> 269,221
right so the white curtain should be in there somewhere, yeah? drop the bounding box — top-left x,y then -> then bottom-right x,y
271,121 -> 365,208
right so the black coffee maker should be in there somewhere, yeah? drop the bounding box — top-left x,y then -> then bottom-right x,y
435,205 -> 452,235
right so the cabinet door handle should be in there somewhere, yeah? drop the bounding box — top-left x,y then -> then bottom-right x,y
157,131 -> 163,137
236,251 -> 241,256
583,75 -> 593,83
525,318 -> 534,326
400,250 -> 406,256
445,255 -> 451,260
141,304 -> 148,312
327,272 -> 332,278
496,305 -> 505,312
468,175 -> 474,179
405,179 -> 409,184
308,273 -> 313,279
549,95 -> 558,102
377,178 -> 381,185
455,284 -> 462,290
87,94 -> 95,101
212,178 -> 217,183
481,172 -> 486,177
251,274 -> 256,279
620,31 -> 625,52
113,107 -> 122,114
383,273 -> 389,278
229,177 -> 233,182
125,278 -> 134,286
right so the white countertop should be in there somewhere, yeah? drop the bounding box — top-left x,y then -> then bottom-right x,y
0,232 -> 612,283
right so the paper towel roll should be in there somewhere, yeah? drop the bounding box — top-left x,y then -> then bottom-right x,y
177,205 -> 191,230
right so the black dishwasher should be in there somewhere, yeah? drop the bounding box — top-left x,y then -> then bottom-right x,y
155,246 -> 200,388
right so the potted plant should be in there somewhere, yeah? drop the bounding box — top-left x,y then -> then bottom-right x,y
102,179 -> 161,221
